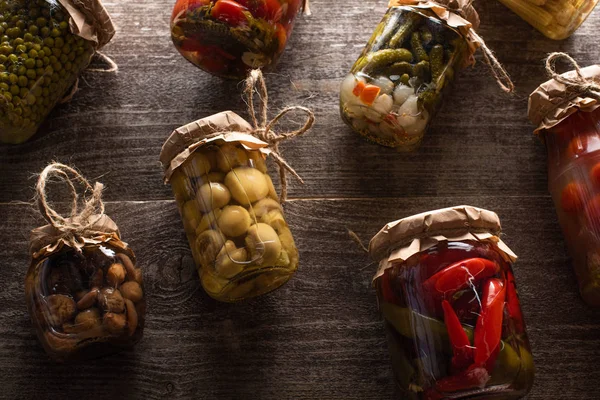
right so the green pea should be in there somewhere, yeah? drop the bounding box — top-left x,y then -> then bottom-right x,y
10,84 -> 19,95
24,58 -> 34,68
26,69 -> 35,79
17,75 -> 27,87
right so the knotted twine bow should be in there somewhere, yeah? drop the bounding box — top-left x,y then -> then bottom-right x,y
35,163 -> 108,251
223,69 -> 315,203
545,52 -> 600,102
390,0 -> 514,92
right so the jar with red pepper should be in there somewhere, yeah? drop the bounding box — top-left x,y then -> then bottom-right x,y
529,57 -> 600,307
170,0 -> 304,79
369,206 -> 534,399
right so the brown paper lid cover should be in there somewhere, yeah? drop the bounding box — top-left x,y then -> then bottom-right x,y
528,65 -> 600,136
160,111 -> 270,182
58,0 -> 115,48
369,205 -> 517,280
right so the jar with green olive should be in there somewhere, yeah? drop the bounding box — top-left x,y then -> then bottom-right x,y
160,111 -> 299,302
0,0 -> 115,144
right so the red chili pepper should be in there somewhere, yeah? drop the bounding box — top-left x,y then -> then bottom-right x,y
442,300 -> 473,371
423,258 -> 499,301
474,278 -> 506,366
505,270 -> 524,333
211,0 -> 249,26
434,365 -> 490,393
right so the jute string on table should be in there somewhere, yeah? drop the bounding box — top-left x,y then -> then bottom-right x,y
36,163 -> 107,250
207,69 -> 315,203
545,52 -> 600,101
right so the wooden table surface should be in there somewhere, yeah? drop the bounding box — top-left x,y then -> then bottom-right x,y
1,1 -> 600,399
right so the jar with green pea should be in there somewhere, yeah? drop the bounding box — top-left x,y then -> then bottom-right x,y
160,111 -> 299,302
0,0 -> 115,144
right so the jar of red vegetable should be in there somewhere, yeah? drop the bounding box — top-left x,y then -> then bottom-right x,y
369,206 -> 534,399
529,53 -> 600,307
170,0 -> 305,79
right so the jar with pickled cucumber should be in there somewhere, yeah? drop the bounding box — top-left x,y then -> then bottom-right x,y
369,206 -> 534,399
340,6 -> 473,151
160,111 -> 299,302
498,0 -> 597,40
27,164 -> 145,361
530,61 -> 600,306
0,0 -> 114,144
170,0 -> 303,79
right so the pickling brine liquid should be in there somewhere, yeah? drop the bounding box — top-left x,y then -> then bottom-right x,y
376,240 -> 534,399
546,108 -> 600,306
340,6 -> 468,152
498,0 -> 598,40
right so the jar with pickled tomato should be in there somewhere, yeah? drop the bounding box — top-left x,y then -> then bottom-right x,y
369,206 -> 534,399
497,0 -> 597,40
160,111 -> 299,302
529,61 -> 600,306
170,0 -> 304,79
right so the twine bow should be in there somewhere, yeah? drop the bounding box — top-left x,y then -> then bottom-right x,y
545,52 -> 600,101
36,163 -> 107,250
241,69 -> 315,203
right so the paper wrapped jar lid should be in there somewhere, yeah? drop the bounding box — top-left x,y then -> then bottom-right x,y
368,205 -> 517,280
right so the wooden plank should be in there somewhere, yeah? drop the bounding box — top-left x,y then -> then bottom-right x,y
1,197 -> 599,399
0,2 -> 599,202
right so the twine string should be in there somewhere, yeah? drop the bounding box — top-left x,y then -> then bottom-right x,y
545,52 -> 600,100
242,69 -> 315,202
36,163 -> 106,250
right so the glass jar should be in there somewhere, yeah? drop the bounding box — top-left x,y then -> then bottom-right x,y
497,0 -> 598,40
164,130 -> 299,302
0,0 -> 108,144
25,243 -> 146,361
544,107 -> 600,306
369,206 -> 534,399
340,6 -> 469,151
170,0 -> 303,79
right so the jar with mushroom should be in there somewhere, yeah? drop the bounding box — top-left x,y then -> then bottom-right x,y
25,243 -> 146,361
340,6 -> 469,151
162,114 -> 299,302
497,0 -> 597,40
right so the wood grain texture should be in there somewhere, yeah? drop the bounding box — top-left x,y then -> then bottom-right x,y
0,0 -> 600,399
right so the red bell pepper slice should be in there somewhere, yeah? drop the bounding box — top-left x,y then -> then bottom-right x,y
211,0 -> 249,26
423,258 -> 499,301
442,300 -> 473,371
474,278 -> 506,366
505,270 -> 524,333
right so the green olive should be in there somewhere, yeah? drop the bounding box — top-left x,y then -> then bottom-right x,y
182,152 -> 211,177
195,229 -> 226,268
216,143 -> 249,172
215,242 -> 247,279
248,150 -> 267,173
196,182 -> 231,212
225,167 -> 269,205
182,200 -> 202,233
218,205 -> 251,237
196,208 -> 222,235
251,198 -> 282,218
245,223 -> 282,265
170,169 -> 195,202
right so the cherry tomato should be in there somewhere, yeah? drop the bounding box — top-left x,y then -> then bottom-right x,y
590,162 -> 600,187
560,182 -> 586,213
238,0 -> 282,21
172,0 -> 211,20
274,22 -> 287,53
211,0 -> 249,26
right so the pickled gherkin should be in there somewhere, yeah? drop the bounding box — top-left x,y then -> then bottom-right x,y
0,0 -> 114,144
340,6 -> 468,151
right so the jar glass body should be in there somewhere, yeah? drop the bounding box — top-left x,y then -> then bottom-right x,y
375,240 -> 534,399
340,6 -> 468,152
169,141 -> 298,302
546,108 -> 600,306
25,244 -> 146,361
0,0 -> 95,144
170,0 -> 302,79
497,0 -> 598,40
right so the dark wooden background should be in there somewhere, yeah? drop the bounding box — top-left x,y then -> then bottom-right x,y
1,1 -> 599,399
